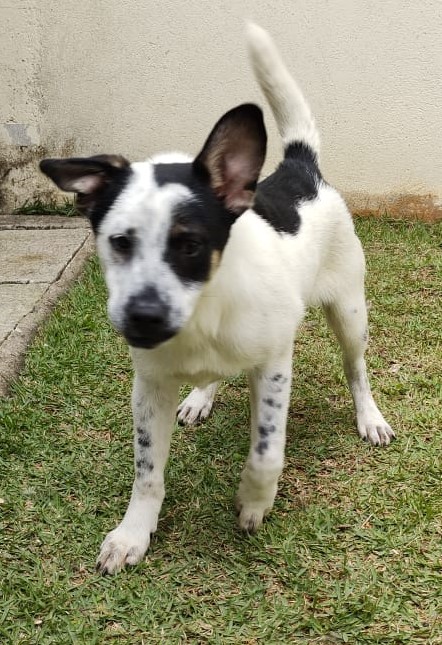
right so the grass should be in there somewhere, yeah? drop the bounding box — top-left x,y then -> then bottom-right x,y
0,217 -> 441,644
13,198 -> 80,217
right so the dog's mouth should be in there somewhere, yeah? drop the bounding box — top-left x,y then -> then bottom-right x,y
123,327 -> 178,350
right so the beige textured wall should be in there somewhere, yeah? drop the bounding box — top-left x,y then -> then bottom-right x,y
1,1 -> 441,217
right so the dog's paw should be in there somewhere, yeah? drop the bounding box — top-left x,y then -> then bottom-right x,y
235,498 -> 271,534
96,526 -> 150,575
177,386 -> 215,425
358,416 -> 395,446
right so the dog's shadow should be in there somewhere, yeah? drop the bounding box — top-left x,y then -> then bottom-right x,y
155,379 -> 356,556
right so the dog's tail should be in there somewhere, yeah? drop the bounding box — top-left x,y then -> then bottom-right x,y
246,23 -> 320,158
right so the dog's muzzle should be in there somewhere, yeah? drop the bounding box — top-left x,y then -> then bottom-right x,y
123,287 -> 177,349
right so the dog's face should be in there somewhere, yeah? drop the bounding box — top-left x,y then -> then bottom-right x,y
40,105 -> 266,349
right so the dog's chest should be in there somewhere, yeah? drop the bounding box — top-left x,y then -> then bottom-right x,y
133,284 -> 301,386
133,336 -> 249,387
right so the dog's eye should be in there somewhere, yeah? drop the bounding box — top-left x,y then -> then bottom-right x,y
180,240 -> 202,258
110,234 -> 133,255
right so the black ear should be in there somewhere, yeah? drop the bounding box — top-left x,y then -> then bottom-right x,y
39,154 -> 130,216
193,104 -> 267,215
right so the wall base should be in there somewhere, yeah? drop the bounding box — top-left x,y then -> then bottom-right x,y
345,191 -> 442,222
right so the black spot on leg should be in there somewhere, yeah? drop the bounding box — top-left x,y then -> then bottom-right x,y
138,435 -> 151,448
136,427 -> 152,448
255,440 -> 269,455
136,458 -> 154,475
258,424 -> 276,438
271,373 -> 288,384
262,397 -> 282,409
267,374 -> 288,393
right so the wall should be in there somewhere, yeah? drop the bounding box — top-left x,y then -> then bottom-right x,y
1,0 -> 441,218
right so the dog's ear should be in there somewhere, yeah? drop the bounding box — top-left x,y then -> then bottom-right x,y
193,104 -> 267,215
39,155 -> 130,217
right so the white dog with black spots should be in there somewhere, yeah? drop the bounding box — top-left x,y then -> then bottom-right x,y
41,24 -> 394,575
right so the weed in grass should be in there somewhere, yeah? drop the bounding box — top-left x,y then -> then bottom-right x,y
13,198 -> 80,217
0,218 -> 441,643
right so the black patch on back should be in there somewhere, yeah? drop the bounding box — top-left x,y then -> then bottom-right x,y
254,142 -> 321,235
154,163 -> 236,284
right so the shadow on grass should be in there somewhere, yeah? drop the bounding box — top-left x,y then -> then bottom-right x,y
150,378 -> 358,556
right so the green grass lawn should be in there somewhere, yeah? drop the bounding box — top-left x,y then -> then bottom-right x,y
1,218 -> 441,644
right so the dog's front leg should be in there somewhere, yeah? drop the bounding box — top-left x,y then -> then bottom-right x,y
96,374 -> 179,575
237,356 -> 292,533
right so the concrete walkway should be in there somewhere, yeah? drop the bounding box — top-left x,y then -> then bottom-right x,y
0,215 -> 94,396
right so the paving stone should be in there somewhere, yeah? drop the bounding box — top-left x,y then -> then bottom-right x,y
0,217 -> 94,396
0,229 -> 89,283
0,283 -> 47,343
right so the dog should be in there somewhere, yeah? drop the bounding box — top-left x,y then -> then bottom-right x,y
40,24 -> 394,574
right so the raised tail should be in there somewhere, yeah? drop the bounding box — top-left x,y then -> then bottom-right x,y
246,23 -> 320,158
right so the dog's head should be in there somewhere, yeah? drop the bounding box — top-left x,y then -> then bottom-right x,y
40,104 -> 266,349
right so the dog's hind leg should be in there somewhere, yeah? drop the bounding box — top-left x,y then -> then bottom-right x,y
236,353 -> 292,532
177,382 -> 219,425
324,289 -> 395,447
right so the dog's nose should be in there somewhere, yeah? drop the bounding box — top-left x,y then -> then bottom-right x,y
124,288 -> 175,348
126,297 -> 168,330
127,299 -> 167,328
